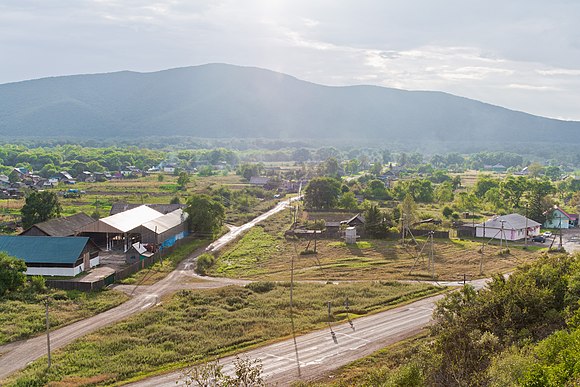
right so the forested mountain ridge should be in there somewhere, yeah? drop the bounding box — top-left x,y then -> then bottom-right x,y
1,63 -> 579,142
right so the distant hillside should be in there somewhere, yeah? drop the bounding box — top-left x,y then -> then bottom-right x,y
0,63 -> 579,143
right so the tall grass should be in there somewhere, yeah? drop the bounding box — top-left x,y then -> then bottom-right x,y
0,289 -> 128,345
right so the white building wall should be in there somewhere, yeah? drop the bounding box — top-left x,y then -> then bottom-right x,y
89,256 -> 100,268
476,225 -> 540,241
25,256 -> 99,277
26,264 -> 83,277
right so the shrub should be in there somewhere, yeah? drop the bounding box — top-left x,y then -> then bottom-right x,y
246,281 -> 276,294
28,276 -> 46,293
196,253 -> 215,275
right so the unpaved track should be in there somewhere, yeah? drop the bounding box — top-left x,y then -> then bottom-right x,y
0,199 -> 293,381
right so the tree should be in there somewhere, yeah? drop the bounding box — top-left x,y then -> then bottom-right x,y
21,191 -> 62,229
0,252 -> 27,297
400,193 -> 418,229
435,182 -> 454,203
185,194 -> 225,236
177,171 -> 190,190
303,177 -> 341,210
339,191 -> 359,210
364,205 -> 391,237
181,356 -> 264,386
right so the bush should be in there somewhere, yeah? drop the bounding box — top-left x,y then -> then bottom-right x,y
28,276 -> 46,293
246,281 -> 276,294
442,206 -> 453,218
196,253 -> 215,275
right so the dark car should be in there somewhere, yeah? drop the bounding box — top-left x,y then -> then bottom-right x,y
532,235 -> 546,243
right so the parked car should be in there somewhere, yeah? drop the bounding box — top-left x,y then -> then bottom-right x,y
532,235 -> 546,243
543,231 -> 553,238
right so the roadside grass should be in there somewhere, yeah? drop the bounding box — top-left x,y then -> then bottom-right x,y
0,289 -> 128,346
4,281 -> 443,386
120,238 -> 209,285
294,331 -> 430,387
213,226 -> 280,277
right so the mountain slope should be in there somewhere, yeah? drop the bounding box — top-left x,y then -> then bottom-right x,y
0,63 -> 578,142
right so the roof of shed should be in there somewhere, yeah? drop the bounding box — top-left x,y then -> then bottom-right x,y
20,212 -> 94,236
81,205 -> 163,233
0,236 -> 89,264
142,209 -> 188,234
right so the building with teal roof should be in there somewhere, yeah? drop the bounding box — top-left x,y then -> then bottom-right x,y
0,235 -> 100,277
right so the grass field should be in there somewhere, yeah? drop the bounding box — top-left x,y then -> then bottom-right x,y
0,289 -> 128,346
4,281 -> 444,386
210,216 -> 539,282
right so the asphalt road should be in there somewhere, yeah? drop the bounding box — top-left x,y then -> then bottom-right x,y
0,198 -> 295,382
126,294 -> 445,386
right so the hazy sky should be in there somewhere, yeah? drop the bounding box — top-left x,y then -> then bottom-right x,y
1,1 -> 579,120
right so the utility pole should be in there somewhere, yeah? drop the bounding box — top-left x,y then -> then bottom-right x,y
45,297 -> 51,369
524,204 -> 529,249
289,246 -> 301,377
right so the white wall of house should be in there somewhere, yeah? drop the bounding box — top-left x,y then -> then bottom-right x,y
90,256 -> 100,268
25,255 -> 100,277
26,264 -> 83,277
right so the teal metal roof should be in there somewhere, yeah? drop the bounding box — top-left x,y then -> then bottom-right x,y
0,236 -> 89,264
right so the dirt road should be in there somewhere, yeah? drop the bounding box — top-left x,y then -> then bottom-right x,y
0,199 -> 294,381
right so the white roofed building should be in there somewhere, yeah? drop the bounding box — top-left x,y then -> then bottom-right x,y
80,205 -> 164,251
140,209 -> 189,249
80,205 -> 190,251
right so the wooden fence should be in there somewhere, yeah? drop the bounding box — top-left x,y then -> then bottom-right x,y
47,236 -> 197,292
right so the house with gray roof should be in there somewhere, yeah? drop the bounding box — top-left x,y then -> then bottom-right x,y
475,213 -> 541,241
0,235 -> 100,276
20,213 -> 94,237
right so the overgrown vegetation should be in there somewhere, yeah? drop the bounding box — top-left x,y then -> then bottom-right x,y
5,281 -> 443,386
0,287 -> 128,345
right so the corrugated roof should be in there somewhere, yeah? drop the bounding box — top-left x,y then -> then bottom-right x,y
81,205 -> 163,233
142,209 -> 188,234
0,236 -> 89,264
20,213 -> 94,236
109,203 -> 185,216
476,213 -> 540,230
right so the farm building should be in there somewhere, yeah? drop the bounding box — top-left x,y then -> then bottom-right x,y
544,206 -> 578,229
475,213 -> 541,241
139,209 -> 189,249
20,212 -> 94,237
79,205 -> 165,251
125,242 -> 155,264
79,205 -> 188,251
0,235 -> 100,277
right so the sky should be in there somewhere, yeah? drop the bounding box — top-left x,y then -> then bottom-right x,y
1,0 -> 579,120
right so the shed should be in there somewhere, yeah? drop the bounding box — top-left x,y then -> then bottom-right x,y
0,235 -> 100,277
125,242 -> 155,264
79,205 -> 164,251
139,209 -> 189,249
